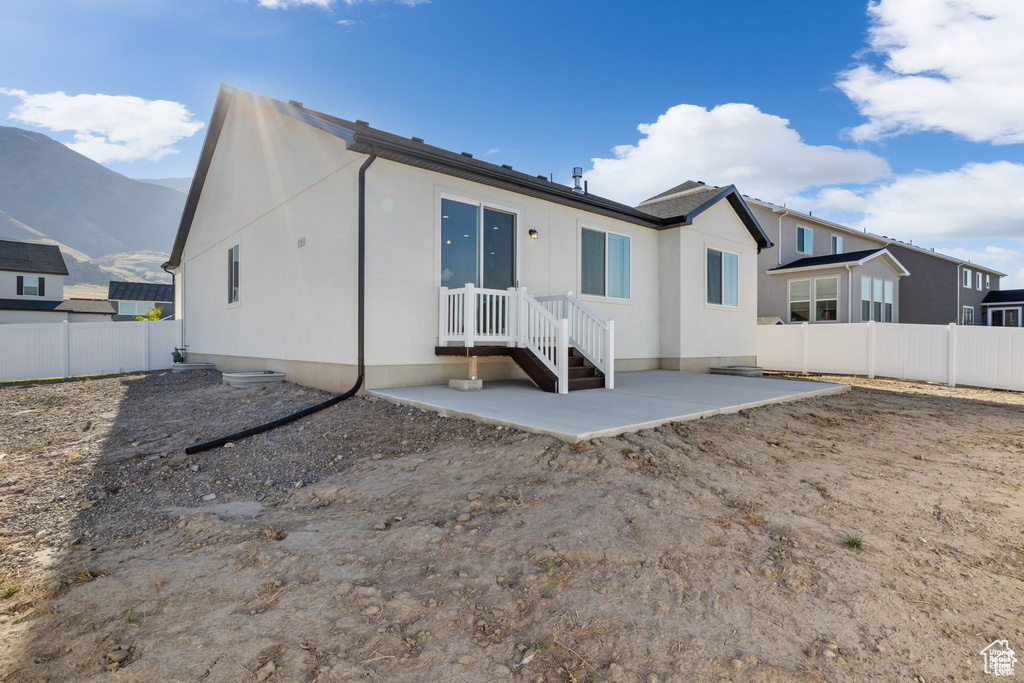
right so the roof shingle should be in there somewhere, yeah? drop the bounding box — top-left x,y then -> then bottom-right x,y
0,239 -> 69,275
108,281 -> 174,302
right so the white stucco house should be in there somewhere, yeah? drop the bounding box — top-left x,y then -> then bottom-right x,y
163,85 -> 772,394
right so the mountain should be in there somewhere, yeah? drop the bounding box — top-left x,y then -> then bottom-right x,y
138,177 -> 193,194
0,126 -> 186,257
0,126 -> 189,291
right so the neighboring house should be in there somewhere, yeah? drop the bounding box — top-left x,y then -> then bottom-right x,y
108,281 -> 174,321
981,289 -> 1024,327
0,239 -> 114,323
671,183 -> 1006,326
162,85 -> 772,394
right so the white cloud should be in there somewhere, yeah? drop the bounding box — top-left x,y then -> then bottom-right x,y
815,161 -> 1024,242
0,88 -> 204,163
584,102 -> 890,206
938,244 -> 1024,287
484,148 -> 501,156
838,0 -> 1024,144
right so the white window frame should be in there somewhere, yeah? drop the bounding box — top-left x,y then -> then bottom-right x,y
22,275 -> 40,296
579,226 -> 631,300
861,277 -> 871,322
228,244 -> 240,304
962,306 -> 974,325
963,267 -> 971,288
986,274 -> 991,289
883,280 -> 894,323
788,278 -> 811,323
831,234 -> 843,255
988,306 -> 1022,327
813,276 -> 840,323
796,226 -> 813,255
705,247 -> 739,308
976,272 -> 982,291
440,193 -> 521,290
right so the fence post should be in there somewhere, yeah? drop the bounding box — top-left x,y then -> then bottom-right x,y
800,322 -> 809,374
947,322 -> 957,387
60,320 -> 70,379
557,318 -> 570,394
605,320 -> 615,390
438,287 -> 448,345
143,321 -> 152,371
867,320 -> 876,379
463,283 -> 475,348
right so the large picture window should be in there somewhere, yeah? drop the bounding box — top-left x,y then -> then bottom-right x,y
581,228 -> 630,298
228,245 -> 239,303
860,276 -> 894,322
706,249 -> 738,307
797,226 -> 813,254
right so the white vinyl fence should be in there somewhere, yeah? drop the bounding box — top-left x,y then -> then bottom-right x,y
758,322 -> 1024,392
0,320 -> 182,382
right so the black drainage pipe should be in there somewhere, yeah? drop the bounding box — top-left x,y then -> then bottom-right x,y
185,144 -> 378,455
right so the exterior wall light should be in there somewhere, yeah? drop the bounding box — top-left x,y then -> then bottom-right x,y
528,229 -> 539,240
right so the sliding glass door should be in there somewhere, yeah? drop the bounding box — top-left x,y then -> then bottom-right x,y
441,198 -> 516,290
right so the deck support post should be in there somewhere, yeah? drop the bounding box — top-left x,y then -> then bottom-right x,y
468,356 -> 478,380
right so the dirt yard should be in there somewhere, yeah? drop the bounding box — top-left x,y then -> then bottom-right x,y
1,370 -> 1022,682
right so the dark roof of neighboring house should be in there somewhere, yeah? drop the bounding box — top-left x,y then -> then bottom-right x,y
0,298 -> 115,314
982,289 -> 1024,305
108,281 -> 174,302
769,248 -> 885,271
164,85 -> 772,268
0,239 -> 69,275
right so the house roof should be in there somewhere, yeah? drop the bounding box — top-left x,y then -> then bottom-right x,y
108,280 -> 174,302
766,247 -> 911,277
163,85 -> 771,269
637,185 -> 771,248
640,180 -> 709,204
757,316 -> 785,325
982,289 -> 1024,305
0,239 -> 69,275
0,298 -> 115,314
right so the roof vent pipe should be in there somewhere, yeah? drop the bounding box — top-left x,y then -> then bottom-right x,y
572,167 -> 584,193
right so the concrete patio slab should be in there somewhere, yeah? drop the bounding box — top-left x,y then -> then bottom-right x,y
369,370 -> 849,443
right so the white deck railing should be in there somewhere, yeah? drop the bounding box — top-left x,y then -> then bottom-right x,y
439,285 -> 613,394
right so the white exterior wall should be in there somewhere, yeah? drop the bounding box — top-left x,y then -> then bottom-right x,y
0,271 -> 64,301
177,96 -> 761,388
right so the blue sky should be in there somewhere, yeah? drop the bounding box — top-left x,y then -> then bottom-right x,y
2,0 -> 1023,283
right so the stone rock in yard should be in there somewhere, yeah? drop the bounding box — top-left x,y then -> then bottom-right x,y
202,493 -> 217,502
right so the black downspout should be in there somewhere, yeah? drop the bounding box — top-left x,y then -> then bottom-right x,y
185,144 -> 378,455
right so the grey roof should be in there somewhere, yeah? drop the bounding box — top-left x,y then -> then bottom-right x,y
636,185 -> 771,248
108,280 -> 174,302
0,239 -> 69,275
768,248 -> 884,271
641,181 -> 709,204
982,289 -> 1024,305
0,298 -> 114,314
637,188 -> 720,219
164,85 -> 772,268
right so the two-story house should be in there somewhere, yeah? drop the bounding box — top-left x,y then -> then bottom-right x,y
108,281 -> 175,321
0,239 -> 115,323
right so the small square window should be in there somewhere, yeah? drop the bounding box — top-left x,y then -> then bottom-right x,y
22,276 -> 40,296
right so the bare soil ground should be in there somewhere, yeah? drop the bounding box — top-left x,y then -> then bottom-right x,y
1,370 -> 1022,682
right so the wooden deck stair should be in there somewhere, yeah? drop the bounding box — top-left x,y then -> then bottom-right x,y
436,345 -> 604,393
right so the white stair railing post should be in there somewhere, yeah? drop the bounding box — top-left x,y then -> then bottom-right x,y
507,287 -> 517,340
605,319 -> 615,389
557,317 -> 569,394
463,283 -> 475,348
518,286 -> 528,349
438,286 -> 448,345
947,322 -> 957,387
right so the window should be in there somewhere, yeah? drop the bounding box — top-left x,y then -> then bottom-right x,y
441,198 -> 517,291
581,228 -> 630,298
976,272 -> 982,291
20,275 -> 42,296
884,281 -> 894,322
963,268 -> 971,288
986,274 -> 991,289
831,235 -> 843,255
815,277 -> 839,322
963,306 -> 974,325
861,277 -> 871,322
796,226 -> 813,254
706,249 -> 738,307
789,280 -> 810,322
117,302 -> 161,317
228,244 -> 239,303
873,278 -> 883,322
